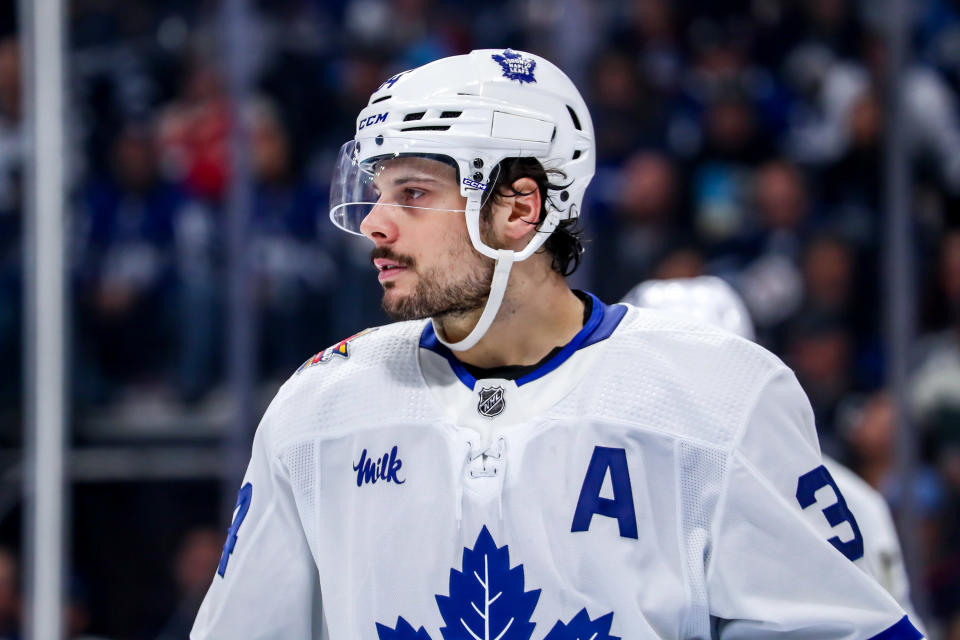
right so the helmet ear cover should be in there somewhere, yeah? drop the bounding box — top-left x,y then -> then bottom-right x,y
480,157 -> 584,276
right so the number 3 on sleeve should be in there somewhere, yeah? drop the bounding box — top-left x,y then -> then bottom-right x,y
218,482 -> 253,577
795,466 -> 864,562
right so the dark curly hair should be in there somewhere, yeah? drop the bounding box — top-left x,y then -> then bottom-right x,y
479,157 -> 586,277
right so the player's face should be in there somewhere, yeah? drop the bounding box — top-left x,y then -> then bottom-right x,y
359,156 -> 494,321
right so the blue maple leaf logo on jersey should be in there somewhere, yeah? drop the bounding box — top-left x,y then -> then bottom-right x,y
491,49 -> 537,84
435,527 -> 540,639
543,609 -> 619,640
376,617 -> 432,640
376,527 -> 619,640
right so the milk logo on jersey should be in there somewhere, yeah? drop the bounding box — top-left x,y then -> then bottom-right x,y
375,526 -> 620,640
296,327 -> 379,373
353,445 -> 405,487
491,49 -> 537,84
477,386 -> 506,418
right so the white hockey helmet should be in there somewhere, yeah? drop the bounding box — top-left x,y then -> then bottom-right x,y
623,276 -> 756,341
329,49 -> 595,350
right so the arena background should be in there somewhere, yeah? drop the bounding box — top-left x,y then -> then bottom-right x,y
2,0 -> 960,637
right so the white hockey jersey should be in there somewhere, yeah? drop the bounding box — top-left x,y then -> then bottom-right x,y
191,294 -> 923,639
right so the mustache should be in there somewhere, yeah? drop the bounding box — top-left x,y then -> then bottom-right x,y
370,247 -> 416,269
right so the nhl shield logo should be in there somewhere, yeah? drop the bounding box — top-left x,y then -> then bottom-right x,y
477,386 -> 506,418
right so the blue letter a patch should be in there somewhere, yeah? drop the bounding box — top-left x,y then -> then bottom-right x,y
571,446 -> 638,539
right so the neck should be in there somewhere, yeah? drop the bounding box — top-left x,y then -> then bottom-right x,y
436,260 -> 586,369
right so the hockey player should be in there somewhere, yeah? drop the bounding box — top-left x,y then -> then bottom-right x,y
192,50 -> 924,638
624,275 -> 925,633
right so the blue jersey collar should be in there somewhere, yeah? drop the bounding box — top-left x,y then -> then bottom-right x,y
419,291 -> 627,390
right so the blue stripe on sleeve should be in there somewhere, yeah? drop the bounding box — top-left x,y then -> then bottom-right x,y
866,616 -> 924,640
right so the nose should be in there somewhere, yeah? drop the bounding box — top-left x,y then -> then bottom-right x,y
359,200 -> 398,244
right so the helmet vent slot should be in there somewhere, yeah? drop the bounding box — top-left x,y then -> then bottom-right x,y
566,105 -> 582,131
440,111 -> 462,119
572,150 -> 582,160
400,125 -> 451,132
403,112 -> 426,121
372,95 -> 391,104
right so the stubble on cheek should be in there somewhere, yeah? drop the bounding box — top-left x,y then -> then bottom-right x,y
378,211 -> 499,321
381,254 -> 493,321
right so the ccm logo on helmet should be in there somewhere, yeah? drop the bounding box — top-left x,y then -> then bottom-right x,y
358,112 -> 388,130
462,177 -> 487,191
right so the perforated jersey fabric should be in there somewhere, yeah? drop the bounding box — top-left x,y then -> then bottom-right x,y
191,301 -> 922,640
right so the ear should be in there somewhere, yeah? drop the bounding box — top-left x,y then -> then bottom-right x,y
500,177 -> 543,246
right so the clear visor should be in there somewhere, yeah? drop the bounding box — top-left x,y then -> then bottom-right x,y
329,138 -> 498,235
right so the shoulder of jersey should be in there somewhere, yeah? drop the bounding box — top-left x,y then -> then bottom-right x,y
591,305 -> 790,448
260,320 -> 427,441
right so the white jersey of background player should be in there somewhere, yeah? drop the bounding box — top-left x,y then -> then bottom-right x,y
191,50 -> 923,639
624,276 -> 924,633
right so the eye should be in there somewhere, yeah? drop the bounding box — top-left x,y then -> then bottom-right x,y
403,187 -> 426,202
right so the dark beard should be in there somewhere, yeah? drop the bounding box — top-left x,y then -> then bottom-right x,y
371,246 -> 494,321
382,262 -> 494,320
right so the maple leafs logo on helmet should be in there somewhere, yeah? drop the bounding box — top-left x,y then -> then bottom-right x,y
491,49 -> 537,84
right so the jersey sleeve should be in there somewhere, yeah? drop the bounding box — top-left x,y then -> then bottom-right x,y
705,367 -> 923,639
191,402 -> 322,638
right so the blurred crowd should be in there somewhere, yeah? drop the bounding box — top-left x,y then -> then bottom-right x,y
1,0 -> 960,637
0,530 -> 223,640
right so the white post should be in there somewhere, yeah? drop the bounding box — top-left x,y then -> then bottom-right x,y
20,0 -> 67,636
221,0 -> 258,518
883,0 -> 928,619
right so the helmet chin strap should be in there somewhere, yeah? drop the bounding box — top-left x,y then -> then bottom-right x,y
432,192 -> 559,352
433,248 -> 514,352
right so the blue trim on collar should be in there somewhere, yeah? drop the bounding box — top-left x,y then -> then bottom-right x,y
418,292 -> 627,390
866,616 -> 923,640
419,323 -> 477,389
